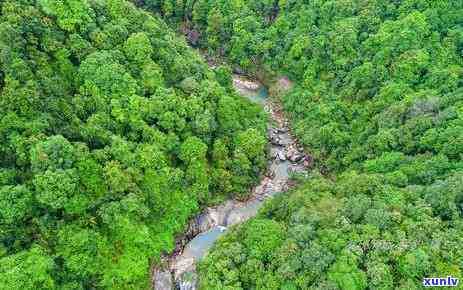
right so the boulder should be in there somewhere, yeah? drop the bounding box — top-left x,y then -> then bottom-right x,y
232,77 -> 261,91
285,147 -> 294,158
185,213 -> 214,238
177,271 -> 198,290
226,205 -> 259,226
277,151 -> 286,161
277,127 -> 288,133
254,183 -> 266,195
233,66 -> 245,75
172,258 -> 195,280
208,201 -> 235,226
267,169 -> 276,179
289,153 -> 304,163
269,133 -> 282,145
154,270 -> 173,290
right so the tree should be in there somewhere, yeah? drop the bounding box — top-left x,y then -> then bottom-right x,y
140,61 -> 164,95
78,51 -> 138,99
30,135 -> 76,172
235,128 -> 266,161
179,136 -> 207,164
34,169 -> 79,211
0,246 -> 55,290
0,185 -> 33,225
56,226 -> 105,280
39,0 -> 93,32
0,0 -> 268,288
124,32 -> 153,64
328,255 -> 367,290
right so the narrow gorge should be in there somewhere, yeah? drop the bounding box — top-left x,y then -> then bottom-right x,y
153,74 -> 310,290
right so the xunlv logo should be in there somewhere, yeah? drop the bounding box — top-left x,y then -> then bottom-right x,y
423,276 -> 459,287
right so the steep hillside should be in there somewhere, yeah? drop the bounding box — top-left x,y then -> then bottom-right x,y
0,0 -> 266,288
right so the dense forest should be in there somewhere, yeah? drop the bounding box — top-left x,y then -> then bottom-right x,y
137,0 -> 463,289
1,0 -> 463,289
0,0 -> 267,289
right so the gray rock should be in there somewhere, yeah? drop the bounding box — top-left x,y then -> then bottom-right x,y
172,258 -> 196,281
265,181 -> 285,195
207,201 -> 234,226
267,169 -> 276,179
270,151 -> 277,160
289,153 -> 304,163
232,77 -> 261,91
269,134 -> 279,145
277,151 -> 286,161
197,214 -> 214,232
186,213 -> 213,238
233,66 -> 245,75
177,271 -> 198,290
285,147 -> 294,158
226,202 -> 261,226
154,270 -> 173,290
273,150 -> 279,159
254,183 -> 266,195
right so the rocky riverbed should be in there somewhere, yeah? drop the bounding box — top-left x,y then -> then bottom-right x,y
152,74 -> 309,290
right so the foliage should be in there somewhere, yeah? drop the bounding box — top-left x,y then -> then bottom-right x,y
153,0 -> 463,289
199,174 -> 463,289
0,0 -> 266,288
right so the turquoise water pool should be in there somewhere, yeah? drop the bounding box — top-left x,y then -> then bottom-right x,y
246,86 -> 268,105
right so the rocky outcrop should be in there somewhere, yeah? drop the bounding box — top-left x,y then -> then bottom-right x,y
179,272 -> 198,290
276,150 -> 286,161
153,269 -> 173,290
233,77 -> 261,91
232,76 -> 262,97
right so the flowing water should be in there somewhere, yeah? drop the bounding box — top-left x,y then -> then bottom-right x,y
153,74 -> 305,290
182,226 -> 228,261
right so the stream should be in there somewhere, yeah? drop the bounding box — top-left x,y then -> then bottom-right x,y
153,74 -> 309,290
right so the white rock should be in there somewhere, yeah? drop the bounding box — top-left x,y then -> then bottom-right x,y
277,151 -> 286,161
153,270 -> 173,290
